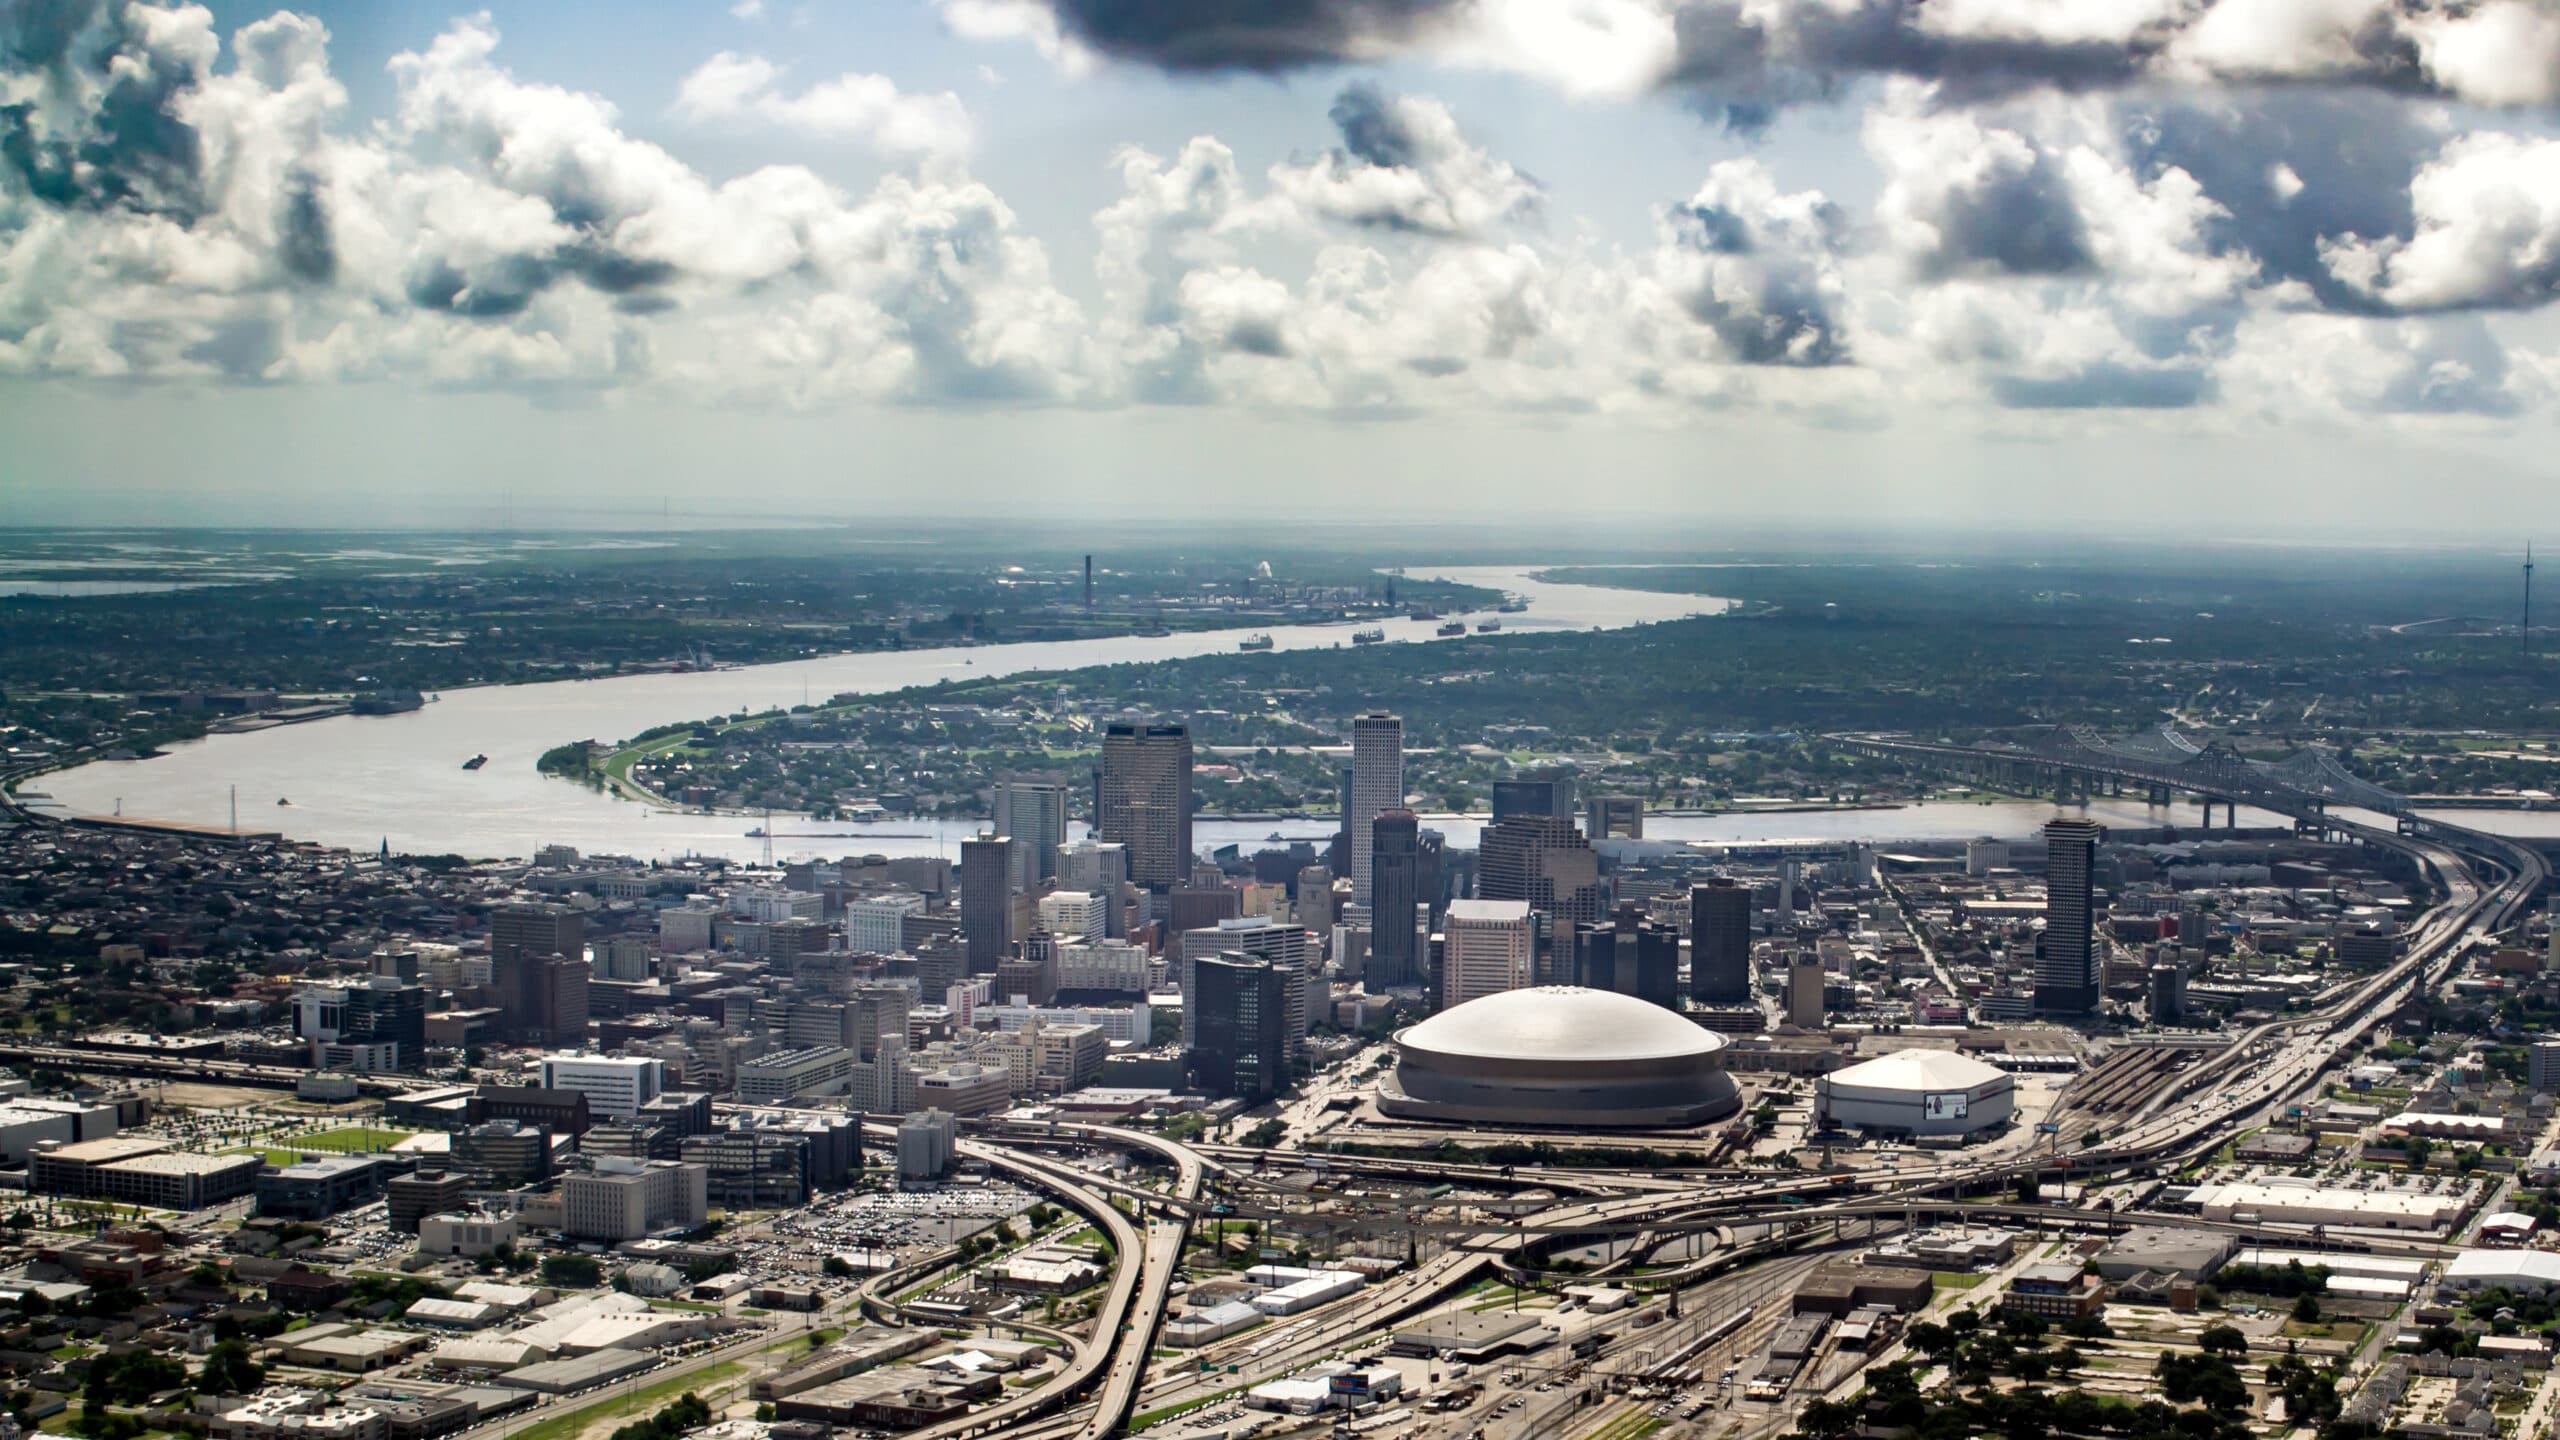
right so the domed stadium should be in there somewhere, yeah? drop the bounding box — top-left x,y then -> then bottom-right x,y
1814,1048 -> 2015,1138
1377,986 -> 1742,1128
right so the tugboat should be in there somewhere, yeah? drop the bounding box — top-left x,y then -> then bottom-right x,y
461,753 -> 489,770
276,797 -> 291,806
1351,627 -> 1386,645
1238,633 -> 1275,652
1435,620 -> 1466,637
1477,618 -> 1503,633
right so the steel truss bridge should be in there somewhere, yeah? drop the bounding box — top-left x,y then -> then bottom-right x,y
1831,724 -> 2411,828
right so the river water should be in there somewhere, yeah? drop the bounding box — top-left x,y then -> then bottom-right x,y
31,563 -> 2518,864
29,567 -> 1716,861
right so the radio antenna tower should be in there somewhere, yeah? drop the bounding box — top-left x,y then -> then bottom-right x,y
2526,541 -> 2537,659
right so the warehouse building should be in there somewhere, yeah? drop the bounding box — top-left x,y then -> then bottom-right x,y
2179,1180 -> 2462,1232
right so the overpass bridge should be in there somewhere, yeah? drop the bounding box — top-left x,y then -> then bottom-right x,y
1831,727 -> 2544,907
1831,725 -> 2409,830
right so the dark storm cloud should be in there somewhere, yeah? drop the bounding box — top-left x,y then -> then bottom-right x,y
0,0 -> 204,221
1667,173 -> 1849,366
405,254 -> 554,319
1664,1 -> 2151,134
1918,145 -> 2093,278
278,173 -> 337,284
560,240 -> 678,297
1674,200 -> 1757,256
0,0 -> 106,73
1222,316 -> 1290,356
1038,0 -> 1462,73
1329,81 -> 1418,168
1026,0 -> 2488,135
402,234 -> 682,320
2124,93 -> 2432,315
1685,283 -> 1847,366
1991,362 -> 2215,409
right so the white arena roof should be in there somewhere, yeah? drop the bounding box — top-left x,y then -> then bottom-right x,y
1396,986 -> 1723,1065
1827,1049 -> 2009,1093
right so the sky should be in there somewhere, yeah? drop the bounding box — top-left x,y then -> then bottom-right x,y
6,0 -> 2560,533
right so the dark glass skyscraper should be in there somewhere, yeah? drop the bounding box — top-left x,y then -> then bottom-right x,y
1189,953 -> 1286,1102
1369,808 -> 1422,989
960,833 -> 1016,973
1490,773 -> 1576,823
1574,902 -> 1680,1011
2037,818 -> 2103,1015
1690,878 -> 1753,1004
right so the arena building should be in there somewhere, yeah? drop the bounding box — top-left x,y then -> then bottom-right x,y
1377,986 -> 1740,1127
1814,1049 -> 2015,1139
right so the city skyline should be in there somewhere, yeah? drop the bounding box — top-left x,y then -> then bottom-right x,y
8,1 -> 2560,529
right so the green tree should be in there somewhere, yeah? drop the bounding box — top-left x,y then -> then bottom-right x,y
199,1339 -> 263,1396
540,1253 -> 603,1288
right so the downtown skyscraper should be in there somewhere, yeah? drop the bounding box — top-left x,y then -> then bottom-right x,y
2036,817 -> 2103,1016
1368,808 -> 1422,989
992,780 -> 1071,885
1348,711 -> 1403,905
1690,877 -> 1753,1005
1096,721 -> 1192,893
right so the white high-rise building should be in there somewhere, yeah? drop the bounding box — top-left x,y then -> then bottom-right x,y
539,1054 -> 666,1120
994,781 -> 1072,888
1349,712 -> 1403,907
1057,939 -> 1150,994
1038,891 -> 1106,944
845,892 -> 925,955
1440,899 -> 1536,1009
731,886 -> 821,923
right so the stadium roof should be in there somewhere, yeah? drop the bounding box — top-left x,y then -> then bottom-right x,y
1399,986 -> 1722,1064
1826,1049 -> 2008,1092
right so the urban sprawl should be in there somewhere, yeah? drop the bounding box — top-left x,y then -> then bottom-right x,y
3,711 -> 2560,1440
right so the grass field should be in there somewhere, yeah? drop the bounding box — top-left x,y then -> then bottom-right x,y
287,1126 -> 416,1153
507,1363 -> 743,1440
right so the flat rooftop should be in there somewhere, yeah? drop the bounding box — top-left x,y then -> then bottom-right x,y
41,1136 -> 169,1164
105,1151 -> 265,1177
1395,1311 -> 1543,1346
